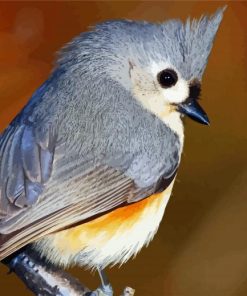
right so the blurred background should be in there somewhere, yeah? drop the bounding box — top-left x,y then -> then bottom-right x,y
0,1 -> 246,295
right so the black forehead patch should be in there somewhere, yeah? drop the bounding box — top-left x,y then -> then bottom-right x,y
189,80 -> 201,100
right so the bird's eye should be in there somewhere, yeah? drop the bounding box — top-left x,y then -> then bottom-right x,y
157,69 -> 178,88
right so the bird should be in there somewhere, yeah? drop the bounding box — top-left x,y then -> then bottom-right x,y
0,7 -> 224,295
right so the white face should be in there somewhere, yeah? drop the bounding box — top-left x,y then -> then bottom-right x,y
129,60 -> 190,112
149,61 -> 189,104
129,60 -> 189,147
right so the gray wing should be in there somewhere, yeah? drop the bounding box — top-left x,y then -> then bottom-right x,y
0,117 -> 56,221
0,159 -> 170,260
0,126 -> 177,259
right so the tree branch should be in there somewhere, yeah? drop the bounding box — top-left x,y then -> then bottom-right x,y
2,249 -> 135,296
3,249 -> 90,295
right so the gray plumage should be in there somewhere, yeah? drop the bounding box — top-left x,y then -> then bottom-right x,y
0,7 -> 224,260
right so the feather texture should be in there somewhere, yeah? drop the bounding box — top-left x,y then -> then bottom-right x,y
0,8 -> 225,266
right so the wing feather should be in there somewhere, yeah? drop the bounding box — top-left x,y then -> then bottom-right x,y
0,137 -> 177,260
0,119 -> 56,221
0,166 -> 141,259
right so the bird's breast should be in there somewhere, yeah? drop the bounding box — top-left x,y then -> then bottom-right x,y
35,181 -> 175,269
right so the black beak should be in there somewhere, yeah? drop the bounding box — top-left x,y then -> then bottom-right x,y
178,99 -> 210,125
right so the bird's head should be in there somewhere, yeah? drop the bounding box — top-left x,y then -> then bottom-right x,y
114,8 -> 225,127
56,7 -> 225,130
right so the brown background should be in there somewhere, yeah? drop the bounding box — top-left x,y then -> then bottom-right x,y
0,1 -> 247,295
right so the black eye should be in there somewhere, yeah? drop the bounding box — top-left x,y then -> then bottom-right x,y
157,69 -> 178,88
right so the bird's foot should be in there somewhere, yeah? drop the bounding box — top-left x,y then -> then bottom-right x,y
87,267 -> 135,296
121,287 -> 135,296
19,253 -> 39,273
87,285 -> 135,296
86,283 -> 113,296
5,251 -> 39,274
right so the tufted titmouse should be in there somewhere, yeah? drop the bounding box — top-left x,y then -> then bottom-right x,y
0,7 -> 224,295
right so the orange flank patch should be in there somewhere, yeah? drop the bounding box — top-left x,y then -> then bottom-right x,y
49,183 -> 174,256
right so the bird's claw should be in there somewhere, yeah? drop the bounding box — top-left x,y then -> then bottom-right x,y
121,287 -> 135,296
86,285 -> 135,296
86,284 -> 113,296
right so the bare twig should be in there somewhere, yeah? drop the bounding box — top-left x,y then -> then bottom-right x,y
2,249 -> 135,296
3,249 -> 90,296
